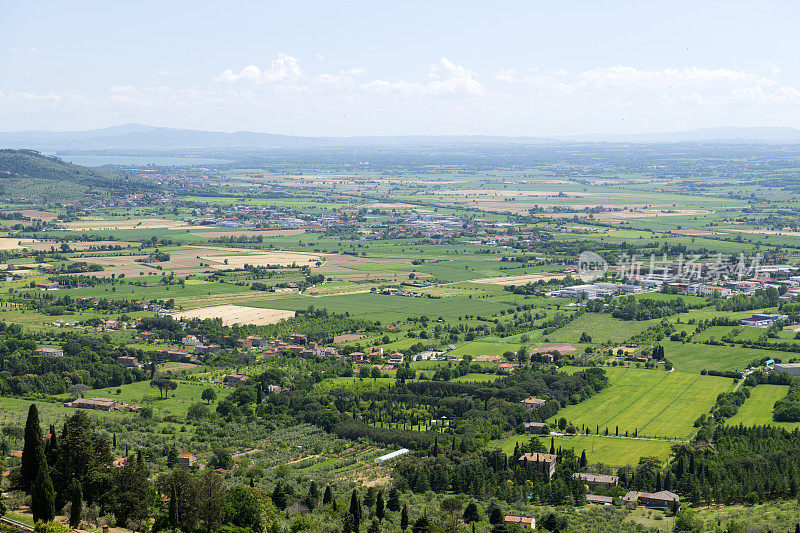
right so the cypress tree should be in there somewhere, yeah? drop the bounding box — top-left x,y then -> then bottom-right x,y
400,504 -> 409,531
375,490 -> 384,522
21,404 -> 43,493
323,485 -> 333,505
168,484 -> 178,529
31,454 -> 55,523
549,437 -> 555,455
580,450 -> 587,468
349,489 -> 361,524
69,479 -> 83,528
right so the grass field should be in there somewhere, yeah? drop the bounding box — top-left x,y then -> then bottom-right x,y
726,384 -> 800,430
661,340 -> 790,373
488,433 -> 674,467
548,367 -> 734,439
543,313 -> 655,345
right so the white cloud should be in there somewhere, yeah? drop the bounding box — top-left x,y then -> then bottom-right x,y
361,57 -> 483,97
316,68 -> 365,85
214,53 -> 304,84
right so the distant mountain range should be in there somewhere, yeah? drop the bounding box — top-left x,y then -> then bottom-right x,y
2,124 -> 800,152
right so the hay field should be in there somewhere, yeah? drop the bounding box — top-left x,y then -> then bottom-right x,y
62,218 -> 189,230
0,238 -> 39,250
171,304 -> 295,326
469,272 -> 566,285
198,249 -> 321,268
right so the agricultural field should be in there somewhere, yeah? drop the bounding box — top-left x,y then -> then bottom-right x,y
1,141 -> 800,531
549,367 -> 735,439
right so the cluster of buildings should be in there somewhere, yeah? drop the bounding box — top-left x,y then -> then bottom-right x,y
65,397 -> 142,412
547,282 -> 645,299
190,206 -> 348,230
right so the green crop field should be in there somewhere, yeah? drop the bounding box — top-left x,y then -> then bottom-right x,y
726,384 -> 800,430
543,313 -> 655,345
661,340 -> 789,373
488,433 -> 674,467
548,367 -> 734,439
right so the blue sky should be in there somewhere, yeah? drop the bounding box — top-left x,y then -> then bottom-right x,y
2,1 -> 799,136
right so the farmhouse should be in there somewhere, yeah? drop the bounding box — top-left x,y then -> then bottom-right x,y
36,347 -> 63,357
226,374 -> 250,387
523,422 -> 549,434
177,453 -> 197,469
289,333 -> 307,345
585,494 -> 614,505
623,490 -> 679,510
531,352 -> 554,364
521,396 -> 547,410
573,472 -> 619,489
116,355 -> 139,367
194,343 -> 221,354
503,516 -> 535,529
65,397 -> 124,411
167,349 -> 189,362
387,352 -> 404,365
182,335 -> 201,346
518,452 -> 557,479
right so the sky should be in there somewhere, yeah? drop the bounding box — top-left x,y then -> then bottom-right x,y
1,1 -> 800,136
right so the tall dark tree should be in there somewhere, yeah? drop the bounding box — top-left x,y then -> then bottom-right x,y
168,484 -> 178,529
31,454 -> 55,523
349,489 -> 362,524
489,507 -> 503,525
387,488 -> 400,512
375,490 -> 385,522
323,484 -> 333,506
580,450 -> 588,468
21,404 -> 43,493
272,483 -> 287,510
69,479 -> 83,528
463,502 -> 480,524
400,504 -> 409,531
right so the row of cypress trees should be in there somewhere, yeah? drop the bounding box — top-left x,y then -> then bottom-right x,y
21,404 -> 82,526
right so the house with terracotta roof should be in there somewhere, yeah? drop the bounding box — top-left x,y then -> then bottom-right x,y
177,453 -> 197,469
521,396 -> 547,410
504,515 -> 535,529
523,421 -> 550,434
623,490 -> 679,510
518,452 -> 558,479
573,472 -> 619,489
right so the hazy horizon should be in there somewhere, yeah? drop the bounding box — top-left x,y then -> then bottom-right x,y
4,1 -> 800,137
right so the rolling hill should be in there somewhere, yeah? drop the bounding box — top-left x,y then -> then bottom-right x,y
0,149 -> 155,201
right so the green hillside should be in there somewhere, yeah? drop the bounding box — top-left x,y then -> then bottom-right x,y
0,149 -> 154,201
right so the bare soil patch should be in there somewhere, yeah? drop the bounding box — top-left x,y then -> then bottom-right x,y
469,272 -> 567,285
531,343 -> 577,354
62,218 -> 189,231
5,209 -> 59,221
171,305 -> 295,326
